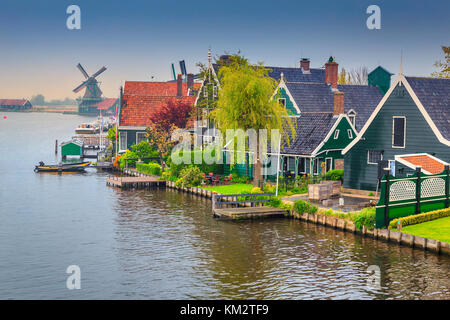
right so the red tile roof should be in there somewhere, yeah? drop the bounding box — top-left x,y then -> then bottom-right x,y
124,81 -> 202,97
0,99 -> 30,106
398,154 -> 448,174
93,98 -> 118,110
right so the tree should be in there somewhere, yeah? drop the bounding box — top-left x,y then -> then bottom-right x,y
338,68 -> 351,84
30,94 -> 45,105
211,59 -> 295,187
145,124 -> 178,171
349,67 -> 368,85
431,46 -> 450,78
149,98 -> 195,130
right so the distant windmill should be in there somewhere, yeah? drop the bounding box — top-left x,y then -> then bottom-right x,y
73,63 -> 107,99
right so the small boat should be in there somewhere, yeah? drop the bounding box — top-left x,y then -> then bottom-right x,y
34,161 -> 91,173
75,123 -> 99,134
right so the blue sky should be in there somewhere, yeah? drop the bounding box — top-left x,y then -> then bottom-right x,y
0,0 -> 448,100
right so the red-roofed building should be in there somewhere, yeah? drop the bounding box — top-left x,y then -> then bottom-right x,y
0,99 -> 32,110
118,74 -> 197,152
395,153 -> 448,175
92,98 -> 119,112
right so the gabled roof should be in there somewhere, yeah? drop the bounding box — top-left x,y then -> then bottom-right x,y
280,113 -> 338,155
93,98 -> 118,110
212,64 -> 325,83
343,74 -> 450,154
283,82 -> 383,130
406,77 -> 450,141
123,81 -> 200,97
395,153 -> 448,175
0,99 -> 30,106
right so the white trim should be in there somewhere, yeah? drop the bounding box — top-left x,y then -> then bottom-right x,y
298,157 -> 307,174
347,129 -> 353,139
271,78 -> 301,114
394,153 -> 449,175
119,131 -> 127,152
325,157 -> 333,172
136,132 -> 146,144
367,150 -> 383,165
119,126 -> 147,130
278,97 -> 286,107
313,158 -> 319,175
343,74 -> 450,154
392,116 -> 406,148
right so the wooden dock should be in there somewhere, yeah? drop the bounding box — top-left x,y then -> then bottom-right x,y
212,193 -> 286,220
106,176 -> 165,189
213,206 -> 287,220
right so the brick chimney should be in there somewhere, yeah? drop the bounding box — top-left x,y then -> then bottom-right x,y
177,73 -> 183,97
300,58 -> 310,73
333,92 -> 345,116
325,57 -> 338,90
187,73 -> 194,94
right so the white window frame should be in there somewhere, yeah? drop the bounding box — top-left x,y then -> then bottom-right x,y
347,109 -> 357,127
213,86 -> 218,98
278,98 -> 286,107
313,158 -> 319,175
334,129 -> 340,139
392,116 -> 406,148
347,129 -> 353,139
119,131 -> 127,152
325,157 -> 333,172
136,132 -> 146,144
203,86 -> 208,98
367,150 -> 383,165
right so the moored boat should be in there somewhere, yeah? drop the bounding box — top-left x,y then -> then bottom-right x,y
75,123 -> 99,134
34,161 -> 91,173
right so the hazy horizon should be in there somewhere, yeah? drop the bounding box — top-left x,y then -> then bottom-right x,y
0,0 -> 448,100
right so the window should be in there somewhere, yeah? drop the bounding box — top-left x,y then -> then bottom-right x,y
119,131 -> 127,151
392,116 -> 406,148
313,158 -> 319,175
298,157 -> 306,173
325,158 -> 333,172
136,132 -> 146,144
278,98 -> 286,107
334,130 -> 340,139
203,86 -> 208,98
213,86 -> 218,98
347,110 -> 356,127
347,129 -> 353,139
367,150 -> 383,164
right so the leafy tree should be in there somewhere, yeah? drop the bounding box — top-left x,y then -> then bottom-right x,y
431,46 -> 450,78
211,59 -> 295,187
338,68 -> 351,84
146,124 -> 178,171
149,98 -> 194,130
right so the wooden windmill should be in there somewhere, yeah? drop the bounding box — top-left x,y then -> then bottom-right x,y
73,63 -> 107,114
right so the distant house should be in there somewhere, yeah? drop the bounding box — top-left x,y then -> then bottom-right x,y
0,99 -> 32,110
118,75 -> 197,152
342,72 -> 450,191
91,98 -> 119,115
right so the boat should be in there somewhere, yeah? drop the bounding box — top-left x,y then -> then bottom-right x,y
75,123 -> 99,134
34,161 -> 91,173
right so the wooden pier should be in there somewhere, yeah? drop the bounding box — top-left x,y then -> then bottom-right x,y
212,193 -> 286,220
106,176 -> 165,189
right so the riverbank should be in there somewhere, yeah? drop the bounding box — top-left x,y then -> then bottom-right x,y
122,167 -> 450,257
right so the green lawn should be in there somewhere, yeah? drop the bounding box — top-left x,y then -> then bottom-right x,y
401,216 -> 450,243
201,183 -> 253,195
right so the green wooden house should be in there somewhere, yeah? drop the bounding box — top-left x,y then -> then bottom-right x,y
61,140 -> 83,159
342,72 -> 450,191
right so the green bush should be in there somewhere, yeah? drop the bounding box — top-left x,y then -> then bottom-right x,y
389,208 -> 450,230
130,141 -> 159,163
293,200 -> 318,214
170,149 -> 224,178
136,162 -> 162,176
354,208 -> 376,230
324,169 -> 344,181
175,178 -> 184,188
119,150 -> 139,169
179,166 -> 204,187
231,175 -> 250,183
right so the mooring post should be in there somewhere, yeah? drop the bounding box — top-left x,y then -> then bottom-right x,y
445,165 -> 449,208
55,140 -> 58,154
415,167 -> 422,214
384,169 -> 390,228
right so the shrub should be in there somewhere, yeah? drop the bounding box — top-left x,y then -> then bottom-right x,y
231,174 -> 250,184
130,141 -> 159,163
324,169 -> 344,181
389,208 -> 450,230
170,149 -> 224,178
136,162 -> 162,176
269,197 -> 282,207
118,150 -> 139,169
175,178 -> 184,188
293,199 -> 318,214
353,208 -> 376,230
250,187 -> 263,194
179,166 -> 204,187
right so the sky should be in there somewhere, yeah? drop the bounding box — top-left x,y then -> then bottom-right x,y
0,0 -> 448,100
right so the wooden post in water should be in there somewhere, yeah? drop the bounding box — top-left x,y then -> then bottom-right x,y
55,140 -> 58,154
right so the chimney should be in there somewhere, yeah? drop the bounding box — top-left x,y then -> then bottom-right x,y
177,73 -> 183,97
325,57 -> 338,90
300,58 -> 310,73
187,73 -> 194,94
333,92 -> 345,116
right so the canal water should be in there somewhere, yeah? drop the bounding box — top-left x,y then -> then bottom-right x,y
0,112 -> 449,299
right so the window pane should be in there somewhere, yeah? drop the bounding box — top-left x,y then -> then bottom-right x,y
393,117 -> 405,147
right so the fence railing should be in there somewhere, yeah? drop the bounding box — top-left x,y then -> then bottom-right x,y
212,193 -> 275,211
376,165 -> 450,228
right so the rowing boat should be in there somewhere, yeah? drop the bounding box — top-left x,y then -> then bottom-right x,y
34,161 -> 91,173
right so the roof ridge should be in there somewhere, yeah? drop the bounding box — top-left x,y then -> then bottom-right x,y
406,76 -> 450,81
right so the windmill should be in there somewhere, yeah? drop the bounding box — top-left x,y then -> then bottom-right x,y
73,63 -> 107,114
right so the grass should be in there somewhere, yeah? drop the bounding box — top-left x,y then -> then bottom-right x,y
400,216 -> 450,243
201,183 -> 253,195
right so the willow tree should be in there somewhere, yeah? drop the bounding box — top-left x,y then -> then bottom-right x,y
211,57 -> 295,187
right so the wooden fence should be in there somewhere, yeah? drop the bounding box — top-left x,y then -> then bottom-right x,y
376,166 -> 450,228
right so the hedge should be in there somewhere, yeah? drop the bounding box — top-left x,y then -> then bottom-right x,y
389,207 -> 450,230
293,199 -> 318,215
136,162 -> 162,176
170,149 -> 224,177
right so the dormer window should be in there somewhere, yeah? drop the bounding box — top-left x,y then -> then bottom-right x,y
278,98 -> 286,107
347,110 -> 357,127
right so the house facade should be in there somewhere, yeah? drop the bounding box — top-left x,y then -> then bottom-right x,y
342,73 -> 450,191
118,74 -> 197,152
0,99 -> 32,110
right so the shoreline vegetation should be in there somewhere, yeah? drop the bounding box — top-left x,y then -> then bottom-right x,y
1,105 -> 78,114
